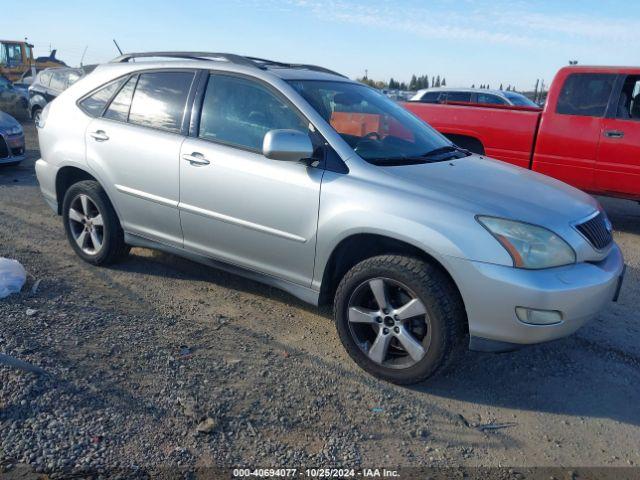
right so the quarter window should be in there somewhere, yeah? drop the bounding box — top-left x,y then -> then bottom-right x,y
104,76 -> 137,122
556,73 -> 616,117
199,74 -> 308,151
128,71 -> 194,133
79,77 -> 126,117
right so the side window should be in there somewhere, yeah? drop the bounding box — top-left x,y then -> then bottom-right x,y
420,92 -> 441,103
615,75 -> 640,121
67,71 -> 81,87
556,73 -> 616,117
128,71 -> 194,133
198,74 -> 308,151
79,77 -> 126,117
445,92 -> 472,103
38,71 -> 52,87
104,76 -> 137,122
477,93 -> 507,105
49,72 -> 67,92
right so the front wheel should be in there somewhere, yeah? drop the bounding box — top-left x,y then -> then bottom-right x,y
334,255 -> 467,384
62,180 -> 129,265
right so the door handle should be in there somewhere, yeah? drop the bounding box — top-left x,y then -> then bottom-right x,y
89,130 -> 109,142
604,130 -> 624,139
182,152 -> 210,166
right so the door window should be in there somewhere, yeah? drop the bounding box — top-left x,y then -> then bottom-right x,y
128,71 -> 194,133
445,92 -> 472,103
79,77 -> 127,117
477,93 -> 507,105
104,76 -> 137,122
556,73 -> 616,117
198,74 -> 308,151
615,75 -> 640,121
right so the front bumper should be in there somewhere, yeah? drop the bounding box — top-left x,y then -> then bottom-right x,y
0,132 -> 26,164
446,244 -> 625,349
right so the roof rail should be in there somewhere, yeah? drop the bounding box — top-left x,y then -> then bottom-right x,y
110,51 -> 257,68
245,56 -> 348,78
110,51 -> 348,78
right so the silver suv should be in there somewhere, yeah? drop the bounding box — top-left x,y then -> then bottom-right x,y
35,52 -> 624,384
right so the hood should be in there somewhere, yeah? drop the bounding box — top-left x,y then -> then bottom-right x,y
0,111 -> 20,131
381,155 -> 599,227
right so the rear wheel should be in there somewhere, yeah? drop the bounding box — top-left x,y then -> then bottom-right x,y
334,255 -> 466,384
62,180 -> 129,265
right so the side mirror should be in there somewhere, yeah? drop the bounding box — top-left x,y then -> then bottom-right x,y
263,129 -> 313,162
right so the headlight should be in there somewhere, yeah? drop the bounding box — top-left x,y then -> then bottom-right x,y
477,216 -> 575,269
7,125 -> 22,136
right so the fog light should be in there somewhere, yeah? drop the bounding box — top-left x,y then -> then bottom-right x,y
515,307 -> 563,325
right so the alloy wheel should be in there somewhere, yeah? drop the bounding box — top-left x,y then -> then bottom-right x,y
68,194 -> 105,255
347,277 -> 431,369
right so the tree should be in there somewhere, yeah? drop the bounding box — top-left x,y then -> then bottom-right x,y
499,83 -> 503,90
471,84 -> 475,88
441,77 -> 446,87
409,74 -> 418,90
435,75 -> 441,88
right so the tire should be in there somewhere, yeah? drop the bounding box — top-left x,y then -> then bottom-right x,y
334,255 -> 466,385
32,107 -> 42,125
62,180 -> 129,265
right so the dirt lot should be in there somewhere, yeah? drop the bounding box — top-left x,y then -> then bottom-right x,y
1,122 -> 640,477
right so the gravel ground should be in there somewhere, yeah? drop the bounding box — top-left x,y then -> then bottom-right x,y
1,122 -> 640,478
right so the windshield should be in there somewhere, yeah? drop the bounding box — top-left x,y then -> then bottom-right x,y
504,91 -> 539,108
288,80 -> 468,165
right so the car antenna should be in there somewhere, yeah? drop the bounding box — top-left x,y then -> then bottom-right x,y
113,38 -> 124,56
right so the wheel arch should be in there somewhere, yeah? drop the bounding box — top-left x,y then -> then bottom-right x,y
318,233 -> 467,323
442,133 -> 485,155
55,166 -> 116,216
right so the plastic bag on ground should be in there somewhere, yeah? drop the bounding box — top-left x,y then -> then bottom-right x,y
0,258 -> 27,299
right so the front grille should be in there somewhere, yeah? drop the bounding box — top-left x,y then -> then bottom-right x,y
0,136 -> 8,159
576,212 -> 612,250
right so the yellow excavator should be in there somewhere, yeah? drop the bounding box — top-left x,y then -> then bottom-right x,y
0,39 -> 67,83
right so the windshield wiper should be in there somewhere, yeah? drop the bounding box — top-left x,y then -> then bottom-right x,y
421,145 -> 469,158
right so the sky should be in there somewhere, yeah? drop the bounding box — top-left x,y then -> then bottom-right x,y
4,0 -> 639,91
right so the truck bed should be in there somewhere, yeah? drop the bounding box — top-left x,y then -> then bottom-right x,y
403,102 -> 542,169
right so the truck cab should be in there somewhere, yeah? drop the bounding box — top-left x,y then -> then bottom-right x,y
535,66 -> 640,200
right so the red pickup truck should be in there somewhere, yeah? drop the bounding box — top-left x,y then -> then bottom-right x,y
403,66 -> 640,201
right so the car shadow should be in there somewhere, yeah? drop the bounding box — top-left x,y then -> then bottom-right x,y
111,247 -> 640,428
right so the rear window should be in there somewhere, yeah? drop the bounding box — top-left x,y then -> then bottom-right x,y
127,71 -> 194,133
49,72 -> 67,92
556,73 -> 616,117
37,71 -> 52,87
79,77 -> 127,117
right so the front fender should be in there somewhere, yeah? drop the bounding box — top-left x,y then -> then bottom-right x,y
312,170 -> 512,290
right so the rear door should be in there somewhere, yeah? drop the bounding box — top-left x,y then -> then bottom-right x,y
532,72 -> 616,190
84,70 -> 197,247
178,72 -> 323,286
596,74 -> 640,198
